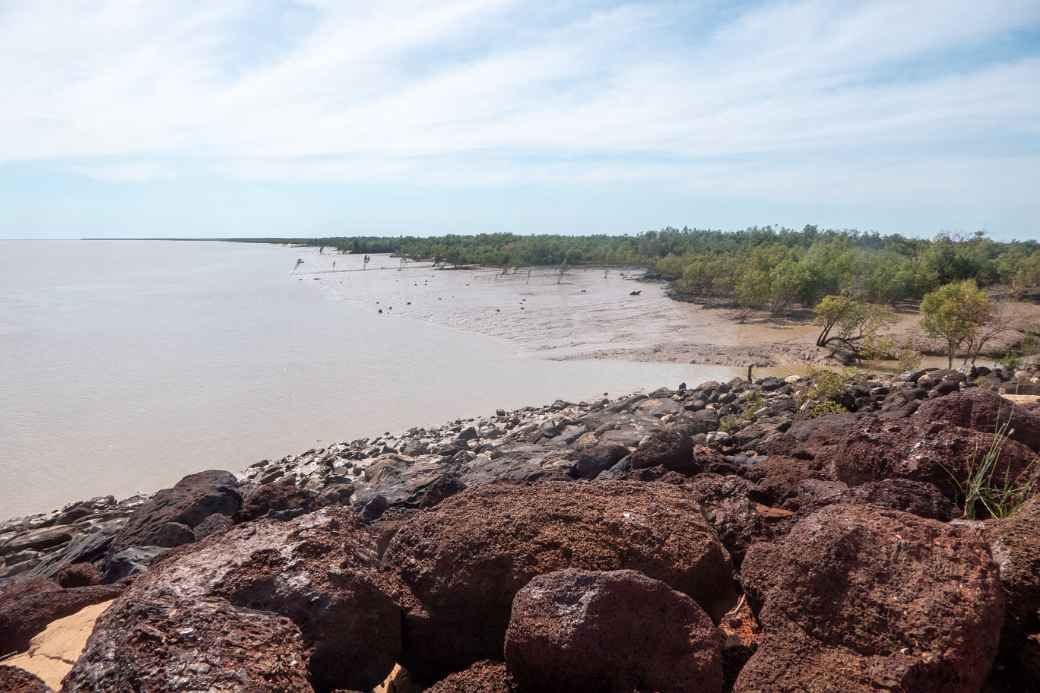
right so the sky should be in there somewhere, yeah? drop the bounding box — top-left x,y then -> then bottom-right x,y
1,0 -> 1039,240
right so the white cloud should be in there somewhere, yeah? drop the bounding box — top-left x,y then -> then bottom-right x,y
0,0 -> 1038,204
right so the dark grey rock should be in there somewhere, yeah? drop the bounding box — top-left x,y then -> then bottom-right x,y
103,546 -> 170,583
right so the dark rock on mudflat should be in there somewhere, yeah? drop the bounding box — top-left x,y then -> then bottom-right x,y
0,665 -> 52,693
66,507 -> 403,693
737,504 -> 1004,692
505,569 -> 723,693
384,480 -> 735,681
629,428 -> 694,472
426,661 -> 517,693
108,470 -> 241,554
0,577 -> 122,655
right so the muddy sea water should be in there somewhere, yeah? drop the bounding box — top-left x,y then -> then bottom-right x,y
0,240 -> 737,517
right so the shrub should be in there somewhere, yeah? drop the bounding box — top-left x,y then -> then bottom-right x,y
945,417 -> 1038,519
797,367 -> 854,418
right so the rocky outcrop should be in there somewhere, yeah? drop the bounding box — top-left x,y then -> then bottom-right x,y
4,368 -> 1040,690
384,480 -> 735,681
738,504 -> 1004,692
107,470 -> 242,554
505,569 -> 723,693
0,577 -> 122,656
64,508 -> 404,692
0,665 -> 52,693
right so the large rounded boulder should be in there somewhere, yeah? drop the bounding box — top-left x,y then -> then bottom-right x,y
384,481 -> 735,680
737,504 -> 1004,692
505,569 -> 723,693
108,470 -> 242,553
914,389 -> 1040,451
64,508 -> 404,692
825,417 -> 1038,499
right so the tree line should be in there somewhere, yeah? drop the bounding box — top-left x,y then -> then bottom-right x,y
232,226 -> 1040,309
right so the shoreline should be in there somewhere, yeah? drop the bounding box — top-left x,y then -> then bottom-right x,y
4,362 -> 1039,581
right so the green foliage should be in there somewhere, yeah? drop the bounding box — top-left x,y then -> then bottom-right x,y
945,418 -> 1038,519
797,366 -> 854,417
813,295 -> 896,360
920,280 -> 993,368
997,351 -> 1023,370
231,228 -> 1040,310
808,400 -> 849,417
718,415 -> 742,433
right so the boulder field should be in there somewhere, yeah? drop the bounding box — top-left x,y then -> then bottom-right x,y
0,364 -> 1038,691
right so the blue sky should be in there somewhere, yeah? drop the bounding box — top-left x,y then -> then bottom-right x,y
2,0 -> 1039,240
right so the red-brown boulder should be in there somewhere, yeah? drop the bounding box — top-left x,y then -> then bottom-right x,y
64,508 -> 404,692
426,661 -> 517,693
0,577 -> 122,655
826,418 -> 1038,500
55,562 -> 103,588
737,504 -> 1004,692
742,456 -> 830,507
62,598 -> 313,692
0,665 -> 52,693
505,569 -> 723,693
915,389 -> 1040,451
384,481 -> 735,681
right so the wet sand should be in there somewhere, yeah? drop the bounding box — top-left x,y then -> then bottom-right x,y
309,254 -> 1040,369
308,258 -> 820,367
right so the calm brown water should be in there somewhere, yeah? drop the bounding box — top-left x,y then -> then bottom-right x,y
0,241 -> 737,517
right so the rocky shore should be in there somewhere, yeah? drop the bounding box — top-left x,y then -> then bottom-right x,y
2,364 -> 1040,691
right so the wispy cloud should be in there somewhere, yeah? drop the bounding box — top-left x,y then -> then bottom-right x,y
1,0 -> 1038,236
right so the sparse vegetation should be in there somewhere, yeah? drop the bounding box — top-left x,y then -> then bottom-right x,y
945,418 -> 1038,520
797,367 -> 855,417
813,295 -> 896,362
920,280 -> 994,368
